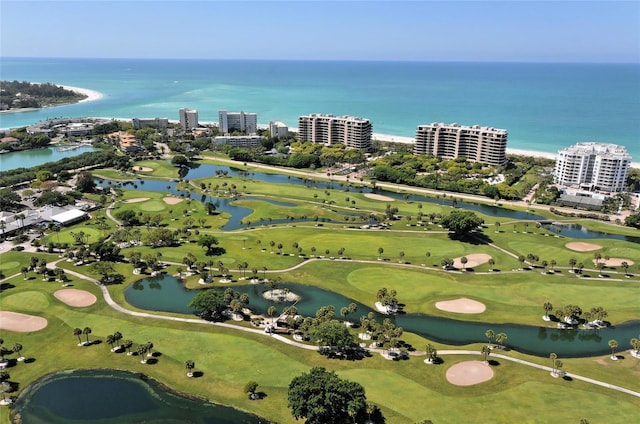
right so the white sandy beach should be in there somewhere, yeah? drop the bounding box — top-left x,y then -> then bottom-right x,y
61,85 -> 104,103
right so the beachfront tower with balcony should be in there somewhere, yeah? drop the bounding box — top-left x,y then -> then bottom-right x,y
218,110 -> 258,135
554,142 -> 631,192
413,122 -> 508,166
297,113 -> 372,150
179,108 -> 199,131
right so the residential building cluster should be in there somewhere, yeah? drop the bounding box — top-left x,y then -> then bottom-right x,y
297,114 -> 373,151
413,122 -> 508,167
554,142 -> 631,192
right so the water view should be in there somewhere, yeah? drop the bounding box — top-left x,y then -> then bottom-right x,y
10,369 -> 267,423
0,145 -> 97,171
125,275 -> 640,358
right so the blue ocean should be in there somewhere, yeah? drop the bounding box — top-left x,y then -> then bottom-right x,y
1,57 -> 638,158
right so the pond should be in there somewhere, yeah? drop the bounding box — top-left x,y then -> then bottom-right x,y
125,275 -> 640,358
10,369 -> 267,423
0,145 -> 98,171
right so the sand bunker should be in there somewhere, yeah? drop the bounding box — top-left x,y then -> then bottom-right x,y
364,193 -> 395,202
593,258 -> 634,267
133,166 -> 153,172
54,289 -> 97,307
125,197 -> 150,203
436,298 -> 486,314
163,197 -> 184,205
446,360 -> 494,386
453,254 -> 492,269
566,242 -> 602,252
0,311 -> 48,332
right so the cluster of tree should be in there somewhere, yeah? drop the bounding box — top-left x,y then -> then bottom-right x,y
360,314 -> 405,351
0,150 -> 127,187
0,128 -> 51,152
188,287 -> 250,321
288,367 -> 383,424
440,210 -> 484,237
369,152 -> 546,200
625,211 -> 640,229
0,80 -> 86,110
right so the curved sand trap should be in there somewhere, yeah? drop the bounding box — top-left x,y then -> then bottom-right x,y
566,242 -> 602,252
594,258 -> 634,267
133,166 -> 153,172
125,197 -> 150,203
163,196 -> 184,205
364,193 -> 395,202
0,311 -> 48,332
436,298 -> 486,314
54,289 -> 97,307
446,360 -> 494,386
453,253 -> 491,269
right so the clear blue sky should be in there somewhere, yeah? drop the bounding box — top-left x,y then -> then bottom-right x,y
1,1 -> 639,62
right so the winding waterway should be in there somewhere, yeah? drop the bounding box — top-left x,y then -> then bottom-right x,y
125,276 -> 640,358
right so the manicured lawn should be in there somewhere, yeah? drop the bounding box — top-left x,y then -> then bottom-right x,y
2,159 -> 640,423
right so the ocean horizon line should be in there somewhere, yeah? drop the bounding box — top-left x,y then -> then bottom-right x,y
2,56 -> 639,66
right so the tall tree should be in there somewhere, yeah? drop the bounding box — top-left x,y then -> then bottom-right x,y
288,367 -> 368,424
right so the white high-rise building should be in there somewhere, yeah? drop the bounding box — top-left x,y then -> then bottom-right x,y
297,113 -> 372,150
413,122 -> 508,166
269,121 -> 289,139
554,142 -> 631,192
179,108 -> 199,130
218,111 -> 258,135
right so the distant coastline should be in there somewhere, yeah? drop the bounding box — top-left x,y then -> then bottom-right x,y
1,81 -> 638,169
0,84 -> 104,115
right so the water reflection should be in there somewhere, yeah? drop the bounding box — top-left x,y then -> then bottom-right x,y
125,276 -> 640,358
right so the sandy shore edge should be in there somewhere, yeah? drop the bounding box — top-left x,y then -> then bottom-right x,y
60,84 -> 104,103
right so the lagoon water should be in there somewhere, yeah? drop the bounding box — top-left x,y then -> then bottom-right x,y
11,369 -> 266,423
0,145 -> 97,171
126,275 -> 640,358
1,58 -> 638,158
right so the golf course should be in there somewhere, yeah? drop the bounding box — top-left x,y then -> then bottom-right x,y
1,156 -> 639,423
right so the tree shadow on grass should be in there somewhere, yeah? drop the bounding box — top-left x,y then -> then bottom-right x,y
145,357 -> 159,365
487,359 -> 501,366
562,375 -> 573,381
23,357 -> 36,364
192,371 -> 204,378
0,283 -> 15,292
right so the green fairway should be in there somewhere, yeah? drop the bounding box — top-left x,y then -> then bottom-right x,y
2,158 -> 640,423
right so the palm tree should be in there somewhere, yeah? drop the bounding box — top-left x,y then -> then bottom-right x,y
517,255 -> 525,269
146,341 -> 154,357
554,359 -> 563,376
481,345 -> 491,362
123,340 -> 133,355
550,259 -> 557,273
549,352 -> 558,375
485,329 -> 495,345
630,338 -> 640,357
488,258 -> 495,271
82,327 -> 92,345
543,302 -> 553,320
495,332 -> 507,349
621,261 -> 630,276
73,328 -> 83,345
425,344 -> 438,363
186,360 -> 195,377
377,247 -> 383,259
265,303 -> 277,317
113,331 -> 123,350
137,345 -> 148,363
577,262 -> 584,275
608,339 -> 618,360
12,343 -> 23,361
21,266 -> 29,280
106,334 -> 116,351
569,257 -> 577,273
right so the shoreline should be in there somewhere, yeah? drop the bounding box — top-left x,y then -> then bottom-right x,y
0,84 -> 104,116
0,90 -> 636,168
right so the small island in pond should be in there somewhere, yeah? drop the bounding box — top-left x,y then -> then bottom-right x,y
0,80 -> 87,111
